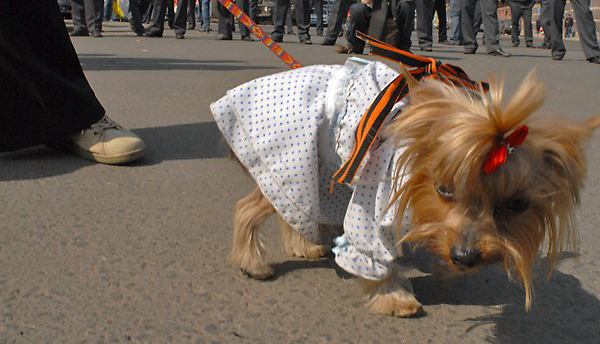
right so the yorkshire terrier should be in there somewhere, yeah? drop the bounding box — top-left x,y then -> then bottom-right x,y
210,56 -> 599,317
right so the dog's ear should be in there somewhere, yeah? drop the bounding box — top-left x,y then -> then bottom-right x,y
530,117 -> 598,271
539,114 -> 599,189
586,115 -> 600,131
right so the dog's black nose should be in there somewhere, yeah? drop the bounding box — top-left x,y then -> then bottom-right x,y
450,247 -> 482,268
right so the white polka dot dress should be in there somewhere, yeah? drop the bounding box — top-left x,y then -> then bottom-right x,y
211,57 -> 411,281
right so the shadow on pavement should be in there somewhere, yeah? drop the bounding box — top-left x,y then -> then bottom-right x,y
410,253 -> 600,344
0,146 -> 94,181
0,122 -> 229,181
132,122 -> 229,164
77,55 -> 278,71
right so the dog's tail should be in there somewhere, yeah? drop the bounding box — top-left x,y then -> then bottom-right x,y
586,115 -> 600,130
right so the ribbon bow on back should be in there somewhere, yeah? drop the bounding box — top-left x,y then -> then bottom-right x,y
331,32 -> 489,185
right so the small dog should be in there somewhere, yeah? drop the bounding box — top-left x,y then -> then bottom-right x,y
211,57 -> 599,317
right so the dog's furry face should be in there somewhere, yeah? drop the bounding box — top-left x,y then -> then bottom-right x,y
385,71 -> 597,309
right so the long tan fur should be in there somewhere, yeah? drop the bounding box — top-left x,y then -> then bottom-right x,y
279,216 -> 329,259
361,268 -> 422,317
229,187 -> 276,279
383,71 -> 595,310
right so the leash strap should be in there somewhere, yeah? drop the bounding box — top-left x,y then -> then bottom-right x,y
332,32 -> 489,185
217,0 -> 303,69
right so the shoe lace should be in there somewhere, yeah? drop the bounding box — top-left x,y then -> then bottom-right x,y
87,116 -> 122,135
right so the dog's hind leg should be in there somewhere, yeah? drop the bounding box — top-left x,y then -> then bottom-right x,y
229,187 -> 276,280
279,216 -> 328,259
361,268 -> 423,317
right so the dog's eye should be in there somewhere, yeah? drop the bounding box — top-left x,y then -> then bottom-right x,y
436,185 -> 455,200
495,198 -> 530,216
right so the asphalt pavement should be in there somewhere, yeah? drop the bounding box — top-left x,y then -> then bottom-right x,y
1,21 -> 599,343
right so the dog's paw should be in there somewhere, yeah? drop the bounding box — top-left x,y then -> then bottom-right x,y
286,243 -> 328,260
365,290 -> 423,317
241,266 -> 274,280
388,299 -> 423,317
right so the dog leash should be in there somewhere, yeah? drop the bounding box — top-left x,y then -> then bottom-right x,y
331,32 -> 489,185
217,0 -> 303,69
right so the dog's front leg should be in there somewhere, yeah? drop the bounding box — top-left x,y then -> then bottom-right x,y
360,268 -> 422,317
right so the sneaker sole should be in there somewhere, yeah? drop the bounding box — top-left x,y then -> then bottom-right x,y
71,145 -> 145,165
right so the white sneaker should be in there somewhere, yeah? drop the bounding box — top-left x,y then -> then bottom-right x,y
67,115 -> 145,165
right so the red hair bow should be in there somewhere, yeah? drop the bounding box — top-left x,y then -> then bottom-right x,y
482,125 -> 529,174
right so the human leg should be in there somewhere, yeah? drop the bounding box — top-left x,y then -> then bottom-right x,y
548,0 -> 566,58
0,1 -> 144,163
480,0 -> 501,52
272,0 -> 290,40
396,0 -> 416,51
71,0 -> 90,34
539,0 -> 552,46
295,0 -> 312,42
173,0 -> 189,37
434,0 -> 448,42
187,0 -> 196,29
217,1 -> 233,39
449,0 -> 463,43
323,0 -> 351,44
83,0 -> 103,35
344,3 -> 371,53
146,0 -> 168,35
570,0 -> 600,60
461,0 -> 478,51
238,0 -> 251,37
523,2 -> 533,46
201,0 -> 211,30
415,0 -> 434,49
129,0 -> 146,34
312,0 -> 324,35
510,2 -> 523,45
104,0 -> 113,20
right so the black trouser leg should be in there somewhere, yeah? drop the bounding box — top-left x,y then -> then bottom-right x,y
434,0 -> 447,41
311,0 -> 324,34
167,0 -> 175,25
217,2 -> 234,37
461,0 -> 478,50
0,0 -> 104,152
294,0 -> 311,40
480,0 -> 500,52
173,0 -> 189,35
324,0 -> 352,42
187,0 -> 196,28
237,0 -> 251,37
539,0 -> 551,44
397,0 -> 416,50
149,0 -> 168,33
510,2 -> 523,45
129,0 -> 145,33
71,0 -> 103,33
416,0 -> 433,48
549,0 -> 565,57
522,4 -> 533,44
272,0 -> 290,39
345,3 -> 371,53
571,0 -> 600,59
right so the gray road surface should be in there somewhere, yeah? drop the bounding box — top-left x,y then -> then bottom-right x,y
1,21 -> 600,343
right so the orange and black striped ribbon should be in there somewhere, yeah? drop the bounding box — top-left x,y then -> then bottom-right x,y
331,32 -> 488,185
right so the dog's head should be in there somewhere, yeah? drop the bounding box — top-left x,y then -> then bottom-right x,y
385,71 -> 599,309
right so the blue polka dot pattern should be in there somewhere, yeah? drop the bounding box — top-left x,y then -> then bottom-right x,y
211,58 -> 410,281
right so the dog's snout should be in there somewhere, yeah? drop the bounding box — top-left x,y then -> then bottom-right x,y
450,247 -> 482,268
